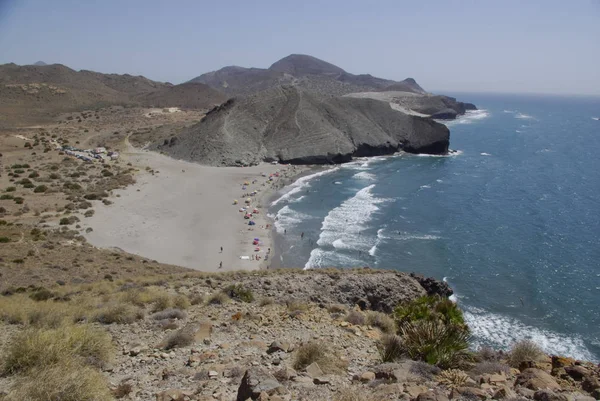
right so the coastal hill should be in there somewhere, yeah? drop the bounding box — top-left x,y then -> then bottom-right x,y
190,53 -> 429,98
0,63 -> 226,126
155,85 -> 450,166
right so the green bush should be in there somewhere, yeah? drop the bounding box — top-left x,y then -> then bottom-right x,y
398,319 -> 470,369
5,186 -> 16,192
394,295 -> 466,328
224,284 -> 254,303
28,171 -> 39,179
0,194 -> 14,200
14,197 -> 24,204
378,334 -> 404,362
0,237 -> 11,243
33,185 -> 48,193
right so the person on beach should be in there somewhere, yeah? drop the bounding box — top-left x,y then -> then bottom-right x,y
220,246 -> 223,253
301,232 -> 304,239
219,261 -> 222,269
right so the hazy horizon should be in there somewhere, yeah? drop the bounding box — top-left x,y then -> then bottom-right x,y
1,0 -> 599,96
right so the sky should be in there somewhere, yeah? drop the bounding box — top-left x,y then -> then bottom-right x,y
0,0 -> 599,95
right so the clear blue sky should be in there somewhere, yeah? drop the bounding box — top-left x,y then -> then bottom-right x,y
1,0 -> 599,95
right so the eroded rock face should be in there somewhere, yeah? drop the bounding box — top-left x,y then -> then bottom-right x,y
516,368 -> 561,391
156,86 -> 450,166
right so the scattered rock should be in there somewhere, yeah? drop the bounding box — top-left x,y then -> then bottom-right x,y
534,390 -> 568,401
155,389 -> 189,401
305,362 -> 324,378
236,368 -> 284,401
313,376 -> 331,385
417,390 -> 450,401
565,366 -> 591,382
493,385 -> 517,400
358,371 -> 376,382
516,368 -> 562,391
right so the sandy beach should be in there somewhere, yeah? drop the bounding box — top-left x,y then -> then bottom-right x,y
83,143 -> 308,272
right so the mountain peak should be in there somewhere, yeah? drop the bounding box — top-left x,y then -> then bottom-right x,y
269,54 -> 345,76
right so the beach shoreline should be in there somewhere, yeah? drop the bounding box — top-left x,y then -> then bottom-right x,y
82,143 -> 310,272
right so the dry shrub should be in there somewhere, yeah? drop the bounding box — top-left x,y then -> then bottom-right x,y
293,342 -> 347,374
437,369 -> 469,387
94,303 -> 143,324
507,340 -> 544,368
476,345 -> 502,361
365,311 -> 396,333
345,310 -> 365,326
286,299 -> 308,313
0,294 -> 92,327
113,382 -> 133,399
3,324 -> 112,374
327,304 -> 347,314
151,294 -> 172,312
378,334 -> 404,362
6,359 -> 112,401
163,328 -> 194,350
258,297 -> 274,307
207,291 -> 229,305
410,360 -> 442,380
172,294 -> 191,309
152,308 -> 186,320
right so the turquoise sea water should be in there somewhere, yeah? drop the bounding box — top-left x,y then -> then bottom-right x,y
269,93 -> 600,361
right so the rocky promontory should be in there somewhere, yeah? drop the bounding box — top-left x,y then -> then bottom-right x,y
155,85 -> 450,166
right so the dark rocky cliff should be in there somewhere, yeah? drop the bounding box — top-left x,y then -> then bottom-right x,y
155,86 -> 450,166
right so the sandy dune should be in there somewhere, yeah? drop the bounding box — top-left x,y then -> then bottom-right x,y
83,145 -> 301,271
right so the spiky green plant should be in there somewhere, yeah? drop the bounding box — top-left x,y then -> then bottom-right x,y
398,319 -> 470,369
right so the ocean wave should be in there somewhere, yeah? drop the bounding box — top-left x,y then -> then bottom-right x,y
481,152 -> 491,156
271,167 -> 339,206
420,185 -> 431,189
368,245 -> 377,256
592,117 -> 599,121
515,112 -> 535,120
463,307 -> 597,362
445,109 -> 490,126
273,205 -> 315,234
376,229 -> 441,241
353,171 -> 376,180
305,185 -> 385,268
415,149 -> 464,158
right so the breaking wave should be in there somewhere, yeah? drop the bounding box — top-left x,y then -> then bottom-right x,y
305,185 -> 385,268
515,112 -> 535,120
273,205 -> 315,234
464,306 -> 597,362
353,171 -> 376,180
271,167 -> 339,206
445,109 -> 489,126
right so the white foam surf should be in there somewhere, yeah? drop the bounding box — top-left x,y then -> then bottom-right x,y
305,185 -> 385,269
273,205 -> 315,234
368,245 -> 377,256
592,117 -> 599,121
271,167 -> 339,206
445,109 -> 490,126
480,152 -> 491,156
415,149 -> 464,158
464,307 -> 596,362
353,171 -> 376,180
515,112 -> 535,120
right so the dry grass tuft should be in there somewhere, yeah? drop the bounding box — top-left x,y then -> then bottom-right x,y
293,342 -> 347,374
437,368 -> 469,388
507,340 -> 544,368
163,328 -> 195,350
151,308 -> 186,320
207,291 -> 229,305
94,302 -> 143,324
3,324 -> 112,374
378,334 -> 404,362
6,359 -> 112,401
345,310 -> 365,326
365,311 -> 396,333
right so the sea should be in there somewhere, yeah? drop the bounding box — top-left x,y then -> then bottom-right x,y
269,93 -> 600,362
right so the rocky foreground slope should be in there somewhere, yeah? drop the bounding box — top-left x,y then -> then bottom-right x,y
1,268 -> 598,401
155,85 -> 450,166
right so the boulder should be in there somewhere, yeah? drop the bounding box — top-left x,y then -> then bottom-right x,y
358,371 -> 376,382
493,385 -> 518,400
582,376 -> 600,393
552,356 -> 576,369
374,362 -> 413,382
156,389 -> 189,401
405,384 -> 429,398
236,368 -> 284,401
305,362 -> 324,378
450,387 -> 488,400
534,390 -> 568,401
565,366 -> 591,382
516,368 -> 561,391
417,390 -> 450,401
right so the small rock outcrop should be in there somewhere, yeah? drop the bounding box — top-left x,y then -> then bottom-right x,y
236,368 -> 284,401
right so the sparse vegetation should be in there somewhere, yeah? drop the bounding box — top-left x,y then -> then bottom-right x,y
33,184 -> 48,193
507,340 -> 544,368
207,291 -> 229,305
94,303 -> 143,324
437,368 -> 469,387
163,328 -> 194,350
346,310 -> 365,325
365,311 -> 396,333
224,283 -> 254,302
293,341 -> 347,374
378,334 -> 405,362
